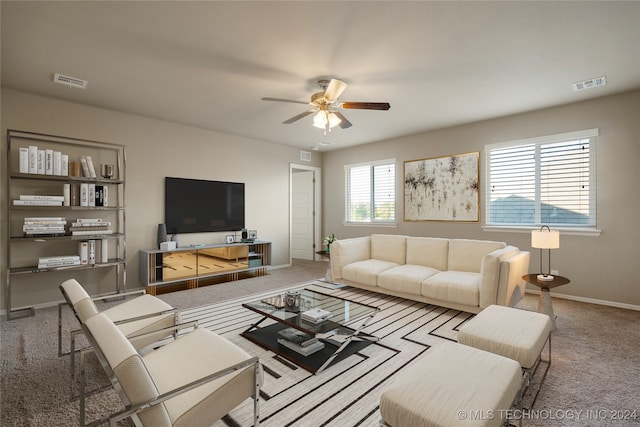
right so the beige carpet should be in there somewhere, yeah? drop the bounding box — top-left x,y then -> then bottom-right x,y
2,260 -> 639,426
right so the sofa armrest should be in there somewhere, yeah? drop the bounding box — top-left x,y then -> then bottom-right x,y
330,236 -> 371,281
479,245 -> 520,308
496,251 -> 531,307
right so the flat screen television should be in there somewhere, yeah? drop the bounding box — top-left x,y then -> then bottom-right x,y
165,177 -> 245,234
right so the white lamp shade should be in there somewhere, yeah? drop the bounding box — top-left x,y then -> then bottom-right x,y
531,229 -> 560,249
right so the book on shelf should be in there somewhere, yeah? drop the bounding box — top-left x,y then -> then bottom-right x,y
53,151 -> 62,176
38,255 -> 80,263
19,147 -> 29,173
88,183 -> 96,207
75,218 -> 104,223
28,146 -> 38,174
19,195 -> 65,202
78,241 -> 88,264
45,149 -> 53,175
95,185 -> 108,207
23,225 -> 66,231
101,239 -> 109,263
13,200 -> 63,206
85,156 -> 97,178
80,183 -> 89,206
24,220 -> 66,225
24,217 -> 66,221
70,220 -> 110,226
71,229 -> 114,236
277,327 -> 318,347
37,149 -> 45,174
68,225 -> 109,231
61,154 -> 69,176
88,239 -> 96,265
277,338 -> 325,356
301,308 -> 332,324
38,255 -> 81,269
38,259 -> 82,269
63,184 -> 70,206
70,183 -> 80,206
79,156 -> 91,177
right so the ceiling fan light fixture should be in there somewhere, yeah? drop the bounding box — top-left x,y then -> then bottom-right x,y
312,111 -> 341,130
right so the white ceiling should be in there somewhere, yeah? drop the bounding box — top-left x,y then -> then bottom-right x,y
2,1 -> 639,151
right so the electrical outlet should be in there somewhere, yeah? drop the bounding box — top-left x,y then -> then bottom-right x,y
551,269 -> 559,276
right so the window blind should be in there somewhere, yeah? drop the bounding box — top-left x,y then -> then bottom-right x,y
345,160 -> 395,223
486,129 -> 597,227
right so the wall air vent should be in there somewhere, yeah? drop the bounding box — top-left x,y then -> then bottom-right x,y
300,150 -> 312,162
53,73 -> 88,89
572,76 -> 606,91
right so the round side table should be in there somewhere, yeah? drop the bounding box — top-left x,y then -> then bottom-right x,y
522,274 -> 570,330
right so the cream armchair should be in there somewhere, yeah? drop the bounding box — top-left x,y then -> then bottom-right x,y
80,312 -> 261,427
58,279 -> 180,379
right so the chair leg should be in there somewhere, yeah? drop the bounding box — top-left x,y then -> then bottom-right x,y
58,303 -> 65,357
254,360 -> 261,427
79,348 -> 88,427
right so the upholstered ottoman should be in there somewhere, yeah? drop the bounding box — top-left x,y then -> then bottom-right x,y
379,343 -> 522,427
458,304 -> 552,406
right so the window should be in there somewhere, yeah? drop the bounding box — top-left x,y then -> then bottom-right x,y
345,159 -> 396,223
485,129 -> 597,228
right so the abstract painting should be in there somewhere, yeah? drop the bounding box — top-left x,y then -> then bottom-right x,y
404,152 -> 479,222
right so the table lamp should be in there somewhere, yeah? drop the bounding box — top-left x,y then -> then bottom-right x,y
531,225 -> 560,281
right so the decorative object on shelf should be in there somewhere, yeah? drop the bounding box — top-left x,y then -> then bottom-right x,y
157,223 -> 167,249
100,163 -> 114,179
225,235 -> 235,244
284,290 -> 301,313
531,225 -> 560,281
404,152 -> 479,222
323,233 -> 336,253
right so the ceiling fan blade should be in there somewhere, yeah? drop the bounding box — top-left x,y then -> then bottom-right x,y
262,97 -> 310,105
341,102 -> 391,111
282,109 -> 316,124
323,79 -> 348,101
333,111 -> 352,129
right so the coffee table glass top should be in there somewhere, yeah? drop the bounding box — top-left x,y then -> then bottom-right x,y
242,288 -> 379,334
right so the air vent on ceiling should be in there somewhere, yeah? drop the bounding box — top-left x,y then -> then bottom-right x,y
53,73 -> 88,89
572,76 -> 606,92
300,150 -> 312,162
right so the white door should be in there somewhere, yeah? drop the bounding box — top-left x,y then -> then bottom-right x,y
291,169 -> 315,260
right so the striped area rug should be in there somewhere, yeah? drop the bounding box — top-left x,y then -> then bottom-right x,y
180,281 -> 474,427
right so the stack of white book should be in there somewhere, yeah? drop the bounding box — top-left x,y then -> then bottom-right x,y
38,255 -> 81,269
277,327 -> 325,356
69,218 -> 113,236
22,217 -> 66,236
14,195 -> 64,206
19,145 -> 69,176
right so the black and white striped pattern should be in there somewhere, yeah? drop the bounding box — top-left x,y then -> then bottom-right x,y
180,281 -> 474,427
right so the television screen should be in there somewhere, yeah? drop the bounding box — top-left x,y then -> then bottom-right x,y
165,177 -> 245,234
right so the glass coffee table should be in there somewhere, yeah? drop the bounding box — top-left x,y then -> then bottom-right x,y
241,288 -> 379,374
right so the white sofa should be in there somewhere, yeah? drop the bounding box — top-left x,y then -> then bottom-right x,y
329,234 -> 530,313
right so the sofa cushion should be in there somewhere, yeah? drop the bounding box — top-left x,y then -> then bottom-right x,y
422,271 -> 481,307
330,236 -> 370,281
448,239 -> 506,273
405,237 -> 449,270
371,234 -> 407,265
378,265 -> 440,295
342,259 -> 398,287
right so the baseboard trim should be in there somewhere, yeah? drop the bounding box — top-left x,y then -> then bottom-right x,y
525,289 -> 640,312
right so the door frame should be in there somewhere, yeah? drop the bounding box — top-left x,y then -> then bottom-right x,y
289,163 -> 322,264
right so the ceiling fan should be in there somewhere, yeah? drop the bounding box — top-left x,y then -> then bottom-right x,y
262,79 -> 390,134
